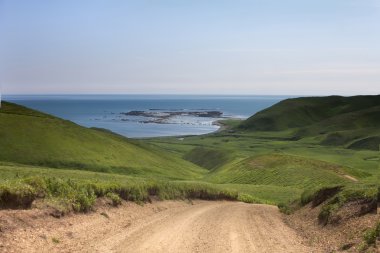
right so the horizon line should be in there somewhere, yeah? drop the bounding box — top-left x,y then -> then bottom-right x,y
2,93 -> 379,97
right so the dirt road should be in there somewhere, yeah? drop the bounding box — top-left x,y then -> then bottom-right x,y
0,200 -> 317,253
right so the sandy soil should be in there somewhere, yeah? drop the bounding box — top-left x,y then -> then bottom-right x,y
284,202 -> 380,252
0,200 -> 318,253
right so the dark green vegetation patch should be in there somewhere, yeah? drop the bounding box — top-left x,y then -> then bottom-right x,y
348,136 -> 380,151
183,147 -> 232,170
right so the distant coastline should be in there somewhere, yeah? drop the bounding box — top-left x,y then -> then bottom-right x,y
4,95 -> 285,138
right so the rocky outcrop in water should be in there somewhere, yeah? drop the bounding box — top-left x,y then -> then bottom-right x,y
122,110 -> 222,118
120,110 -> 223,124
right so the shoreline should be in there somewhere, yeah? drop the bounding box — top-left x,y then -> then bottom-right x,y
136,118 -> 244,139
136,118 -> 244,140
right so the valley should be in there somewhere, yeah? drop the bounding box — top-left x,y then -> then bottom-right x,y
0,95 -> 379,252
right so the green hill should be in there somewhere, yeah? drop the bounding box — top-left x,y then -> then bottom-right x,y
183,147 -> 232,171
238,95 -> 380,150
205,154 -> 352,188
1,98 -> 378,209
239,95 -> 380,131
0,101 -> 206,180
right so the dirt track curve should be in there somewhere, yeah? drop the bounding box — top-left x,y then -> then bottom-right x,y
0,200 -> 318,253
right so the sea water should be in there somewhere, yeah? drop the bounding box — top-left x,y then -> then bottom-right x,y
3,95 -> 288,138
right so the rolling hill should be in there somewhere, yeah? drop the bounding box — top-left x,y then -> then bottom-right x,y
0,101 -> 206,180
238,95 -> 380,150
205,154 -> 352,187
1,97 -> 378,252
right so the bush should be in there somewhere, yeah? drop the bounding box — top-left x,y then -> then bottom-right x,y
106,192 -> 122,206
278,203 -> 293,214
363,222 -> 380,246
278,200 -> 300,215
72,188 -> 96,212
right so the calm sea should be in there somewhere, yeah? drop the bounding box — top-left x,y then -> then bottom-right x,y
3,95 -> 288,138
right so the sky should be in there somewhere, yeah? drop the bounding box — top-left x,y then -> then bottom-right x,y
1,0 -> 380,95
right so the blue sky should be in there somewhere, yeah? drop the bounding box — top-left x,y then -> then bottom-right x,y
1,0 -> 380,95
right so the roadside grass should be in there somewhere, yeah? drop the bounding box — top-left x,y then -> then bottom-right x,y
0,163 -> 303,209
316,184 -> 379,225
105,192 -> 122,206
221,184 -> 302,205
0,164 -> 241,214
362,222 -> 380,249
278,183 -> 379,225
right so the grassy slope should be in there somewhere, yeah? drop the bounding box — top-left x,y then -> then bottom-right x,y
149,126 -> 378,179
238,95 -> 380,151
0,101 -> 206,180
147,112 -> 379,204
205,154 -> 350,187
1,97 -> 379,206
239,95 -> 380,131
183,147 -> 232,170
0,162 -> 295,205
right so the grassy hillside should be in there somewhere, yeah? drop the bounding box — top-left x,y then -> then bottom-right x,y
0,101 -> 206,180
237,95 -> 380,150
348,136 -> 380,151
206,154 -> 352,187
0,162 -> 299,206
1,97 -> 379,210
239,95 -> 380,131
183,147 -> 232,170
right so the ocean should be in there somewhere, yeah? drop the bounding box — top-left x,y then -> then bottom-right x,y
3,95 -> 288,138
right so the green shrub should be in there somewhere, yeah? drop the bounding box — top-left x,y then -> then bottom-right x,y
72,188 -> 96,212
363,222 -> 380,246
278,202 -> 293,214
278,200 -> 301,215
106,192 -> 122,206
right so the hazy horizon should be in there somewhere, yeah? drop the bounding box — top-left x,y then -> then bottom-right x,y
3,93 -> 378,97
2,0 -> 380,95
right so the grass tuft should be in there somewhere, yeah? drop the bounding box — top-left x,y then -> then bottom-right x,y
105,192 -> 122,206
